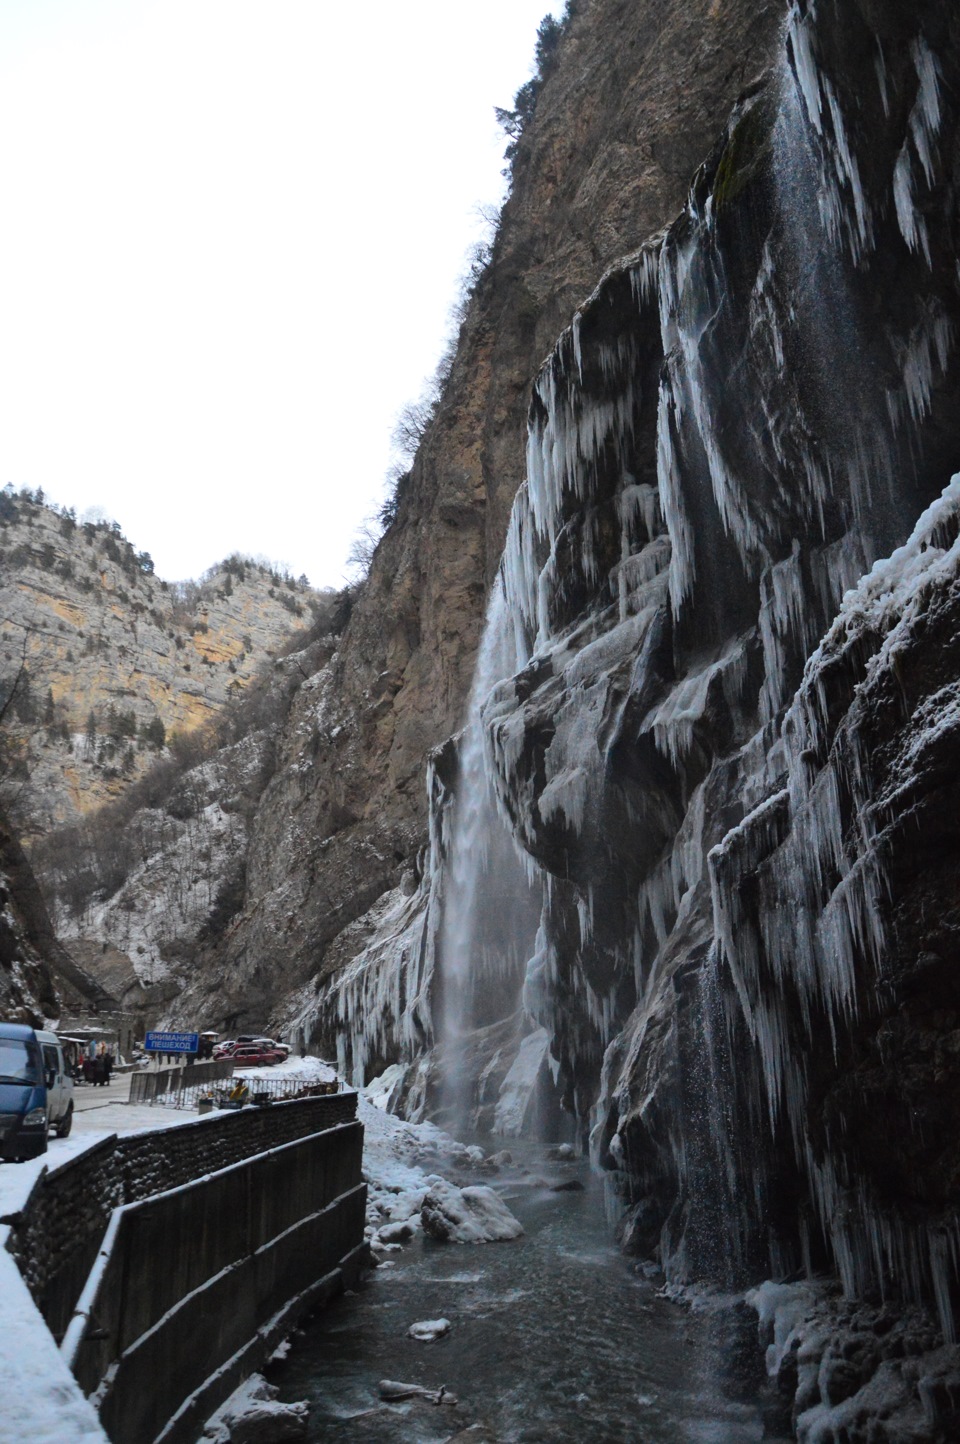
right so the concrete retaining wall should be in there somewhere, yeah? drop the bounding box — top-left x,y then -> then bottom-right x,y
6,1092 -> 358,1343
63,1121 -> 365,1444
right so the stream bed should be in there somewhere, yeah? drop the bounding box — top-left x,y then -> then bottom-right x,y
275,1147 -> 781,1442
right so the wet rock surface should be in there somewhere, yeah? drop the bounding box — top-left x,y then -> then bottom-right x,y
153,0 -> 786,1048
310,2 -> 960,1436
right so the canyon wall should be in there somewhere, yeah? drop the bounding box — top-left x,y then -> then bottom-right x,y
0,801 -> 111,1022
168,0 -> 786,1031
17,1 -> 960,1433
20,0 -> 958,1420
32,0 -> 960,1395
281,0 -> 960,1358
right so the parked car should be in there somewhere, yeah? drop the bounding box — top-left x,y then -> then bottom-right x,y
215,1035 -> 289,1061
229,1045 -> 285,1067
250,1037 -> 289,1058
0,1023 -> 74,1161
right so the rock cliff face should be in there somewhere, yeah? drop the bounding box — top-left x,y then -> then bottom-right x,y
167,0 -> 786,1033
0,491 -> 324,836
243,0 -> 960,1420
0,801 -> 111,1023
17,0 -> 960,1431
479,0 -> 960,1328
21,0 -> 960,1424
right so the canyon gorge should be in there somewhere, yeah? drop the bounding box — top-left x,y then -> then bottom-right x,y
4,0 -> 960,1435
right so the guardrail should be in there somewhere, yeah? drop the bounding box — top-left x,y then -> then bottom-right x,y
201,1076 -> 342,1108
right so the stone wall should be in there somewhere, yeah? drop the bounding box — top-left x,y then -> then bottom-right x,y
4,1091 -> 358,1341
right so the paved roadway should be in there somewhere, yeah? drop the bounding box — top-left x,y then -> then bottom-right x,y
71,1072 -> 137,1113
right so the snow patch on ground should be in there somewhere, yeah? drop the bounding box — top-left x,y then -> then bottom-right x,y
232,1055 -> 338,1083
356,1096 -> 522,1254
0,1229 -> 107,1442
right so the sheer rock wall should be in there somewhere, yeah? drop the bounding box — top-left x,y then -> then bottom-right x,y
281,0 -> 960,1365
185,0 -> 786,1029
0,802 -> 111,1022
469,0 -> 960,1336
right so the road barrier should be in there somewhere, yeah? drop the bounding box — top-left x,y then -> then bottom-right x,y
6,1092 -> 358,1345
61,1116 -> 365,1444
127,1058 -> 235,1104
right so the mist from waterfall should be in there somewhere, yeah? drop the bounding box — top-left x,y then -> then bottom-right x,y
436,578 -> 543,1127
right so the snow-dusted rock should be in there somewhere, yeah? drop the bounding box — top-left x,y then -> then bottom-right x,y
407,1318 -> 451,1342
375,1220 -> 415,1245
379,1380 -> 458,1405
420,1180 -> 523,1244
203,1375 -> 307,1443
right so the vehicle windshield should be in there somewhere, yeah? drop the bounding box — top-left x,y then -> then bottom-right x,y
0,1039 -> 43,1085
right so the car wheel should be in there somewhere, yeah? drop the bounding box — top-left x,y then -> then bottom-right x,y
56,1102 -> 74,1138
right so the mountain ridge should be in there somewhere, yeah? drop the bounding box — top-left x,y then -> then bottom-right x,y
0,486 -> 332,837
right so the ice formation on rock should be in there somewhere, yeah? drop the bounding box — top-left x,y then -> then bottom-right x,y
306,0 -> 960,1360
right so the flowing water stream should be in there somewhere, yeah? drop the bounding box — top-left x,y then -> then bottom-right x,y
276,1145 -> 780,1442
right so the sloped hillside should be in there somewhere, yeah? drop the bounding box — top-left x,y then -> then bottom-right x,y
0,488 -> 327,835
32,600 -> 349,1024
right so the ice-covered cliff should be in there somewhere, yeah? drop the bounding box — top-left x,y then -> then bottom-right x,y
64,3 -> 960,1422
162,0 -> 784,1037
299,0 -> 960,1374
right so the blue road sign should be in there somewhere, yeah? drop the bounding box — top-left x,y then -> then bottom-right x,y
144,1030 -> 199,1054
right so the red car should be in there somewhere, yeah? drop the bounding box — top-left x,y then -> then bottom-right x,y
214,1036 -> 289,1061
229,1045 -> 285,1067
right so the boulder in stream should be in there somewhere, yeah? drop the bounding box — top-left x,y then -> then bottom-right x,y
379,1380 -> 458,1405
202,1375 -> 308,1442
408,1318 -> 452,1342
420,1180 -> 523,1243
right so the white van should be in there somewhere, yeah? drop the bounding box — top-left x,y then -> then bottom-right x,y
34,1029 -> 75,1137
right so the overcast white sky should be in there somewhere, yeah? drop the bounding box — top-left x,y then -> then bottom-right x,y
0,0 -> 561,587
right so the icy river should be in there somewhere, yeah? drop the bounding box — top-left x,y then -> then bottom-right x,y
275,1132 -> 776,1443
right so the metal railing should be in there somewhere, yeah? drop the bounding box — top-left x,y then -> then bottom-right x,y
128,1059 -> 235,1105
153,1074 -> 343,1112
